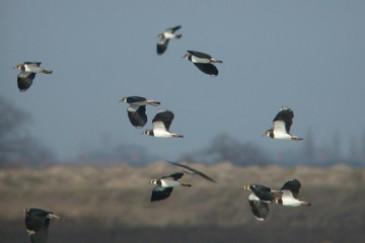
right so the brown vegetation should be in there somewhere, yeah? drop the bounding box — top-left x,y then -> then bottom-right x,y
0,162 -> 364,242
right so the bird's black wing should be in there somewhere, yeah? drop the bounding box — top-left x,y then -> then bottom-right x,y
193,63 -> 219,76
151,186 -> 174,202
157,39 -> 169,55
162,172 -> 184,180
281,179 -> 301,198
126,96 -> 147,103
30,228 -> 48,243
251,185 -> 275,202
187,50 -> 212,59
169,161 -> 216,183
167,25 -> 181,33
248,199 -> 269,221
273,107 -> 294,133
17,72 -> 35,91
24,61 -> 42,66
152,110 -> 174,130
127,105 -> 147,128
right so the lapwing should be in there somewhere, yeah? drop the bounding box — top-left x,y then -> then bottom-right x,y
150,172 -> 191,202
263,107 -> 303,141
144,110 -> 183,138
157,25 -> 182,55
120,96 -> 160,128
25,208 -> 61,243
15,62 -> 53,92
183,50 -> 222,76
168,161 -> 216,183
243,179 -> 311,221
150,163 -> 215,201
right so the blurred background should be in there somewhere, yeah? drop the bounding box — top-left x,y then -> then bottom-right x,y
1,0 -> 365,242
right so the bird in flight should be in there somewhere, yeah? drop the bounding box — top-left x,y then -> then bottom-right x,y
120,96 -> 160,128
25,208 -> 61,243
144,110 -> 183,138
243,179 -> 311,221
263,107 -> 303,141
183,50 -> 222,76
15,62 -> 53,92
157,25 -> 182,55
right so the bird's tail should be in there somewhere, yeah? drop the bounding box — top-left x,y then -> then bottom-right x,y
41,69 -> 53,74
301,201 -> 311,206
181,183 -> 192,187
175,34 -> 182,39
291,136 -> 303,141
146,99 -> 161,106
173,134 -> 184,138
211,58 -> 223,64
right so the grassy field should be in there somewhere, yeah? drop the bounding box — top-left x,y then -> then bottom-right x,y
0,161 -> 364,242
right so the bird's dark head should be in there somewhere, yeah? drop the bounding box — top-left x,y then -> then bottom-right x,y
150,179 -> 158,185
183,52 -> 191,60
263,129 -> 273,138
242,184 -> 253,191
143,130 -> 153,136
119,97 -> 127,103
15,64 -> 25,71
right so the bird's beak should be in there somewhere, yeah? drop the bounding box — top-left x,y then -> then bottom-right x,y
47,213 -> 61,220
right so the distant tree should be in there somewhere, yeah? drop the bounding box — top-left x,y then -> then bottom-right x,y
0,96 -> 54,166
181,133 -> 268,165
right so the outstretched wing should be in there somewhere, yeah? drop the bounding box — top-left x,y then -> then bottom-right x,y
17,72 -> 35,91
151,186 -> 174,202
193,63 -> 219,76
24,62 -> 42,66
127,105 -> 147,128
281,179 -> 301,198
273,107 -> 294,133
248,193 -> 270,221
187,50 -> 212,59
167,25 -> 181,33
168,161 -> 216,183
162,172 -> 184,181
152,110 -> 174,130
157,39 -> 169,55
251,185 -> 275,202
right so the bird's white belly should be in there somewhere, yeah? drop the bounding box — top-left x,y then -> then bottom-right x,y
281,197 -> 302,207
161,179 -> 180,187
153,129 -> 172,137
25,65 -> 42,73
273,131 -> 291,140
164,32 -> 176,39
191,56 -> 210,64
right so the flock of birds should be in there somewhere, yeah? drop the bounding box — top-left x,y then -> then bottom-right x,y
15,25 -> 311,243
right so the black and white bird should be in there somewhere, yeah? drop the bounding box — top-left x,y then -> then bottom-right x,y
243,179 -> 311,221
150,172 -> 191,202
157,25 -> 182,55
120,96 -> 160,128
263,107 -> 303,141
150,163 -> 215,201
25,208 -> 61,243
15,62 -> 53,92
144,110 -> 183,138
183,50 -> 222,76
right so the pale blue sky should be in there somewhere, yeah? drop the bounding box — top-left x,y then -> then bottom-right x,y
1,0 -> 364,160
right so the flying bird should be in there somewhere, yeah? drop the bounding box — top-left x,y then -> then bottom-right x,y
157,25 -> 182,55
25,208 -> 61,243
144,110 -> 183,138
183,50 -> 222,76
15,62 -> 53,92
168,161 -> 216,183
263,107 -> 303,141
120,96 -> 160,128
150,172 -> 191,202
243,179 -> 311,221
